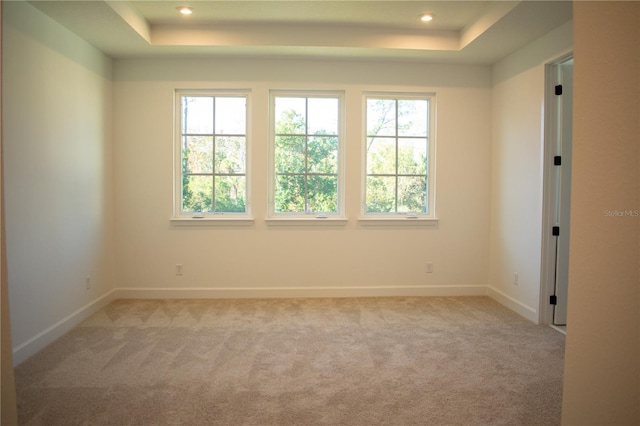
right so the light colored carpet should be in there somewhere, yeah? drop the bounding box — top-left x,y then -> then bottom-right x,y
15,297 -> 565,425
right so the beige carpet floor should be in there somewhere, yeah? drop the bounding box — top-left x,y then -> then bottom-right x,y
15,297 -> 565,425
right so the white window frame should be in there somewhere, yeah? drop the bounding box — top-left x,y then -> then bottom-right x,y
267,90 -> 347,224
172,89 -> 253,224
359,92 -> 437,225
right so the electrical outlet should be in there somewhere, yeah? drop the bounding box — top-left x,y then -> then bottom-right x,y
425,263 -> 433,273
176,264 -> 184,276
85,276 -> 91,290
513,272 -> 519,286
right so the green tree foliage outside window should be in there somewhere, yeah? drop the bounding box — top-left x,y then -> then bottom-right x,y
366,97 -> 429,214
180,95 -> 247,214
273,96 -> 340,214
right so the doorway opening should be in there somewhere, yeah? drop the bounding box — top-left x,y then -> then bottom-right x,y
541,53 -> 573,331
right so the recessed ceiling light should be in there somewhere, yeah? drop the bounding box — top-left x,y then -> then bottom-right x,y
420,13 -> 434,22
177,6 -> 193,15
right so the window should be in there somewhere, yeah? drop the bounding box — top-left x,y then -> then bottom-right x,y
364,93 -> 435,218
269,91 -> 344,218
174,90 -> 250,218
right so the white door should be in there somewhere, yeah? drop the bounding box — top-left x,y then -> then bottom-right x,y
550,57 -> 573,326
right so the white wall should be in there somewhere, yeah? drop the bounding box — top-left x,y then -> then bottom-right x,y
562,2 -> 639,423
113,59 -> 492,297
2,2 -> 115,364
489,21 -> 572,322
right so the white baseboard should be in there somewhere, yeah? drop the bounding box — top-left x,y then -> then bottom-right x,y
114,285 -> 488,300
12,289 -> 118,366
487,286 -> 538,323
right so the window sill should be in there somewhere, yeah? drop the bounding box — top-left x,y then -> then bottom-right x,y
170,217 -> 255,226
358,217 -> 439,226
265,217 -> 348,226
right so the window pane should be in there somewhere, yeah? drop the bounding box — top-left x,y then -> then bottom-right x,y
308,136 -> 338,174
308,176 -> 338,213
308,98 -> 338,135
271,92 -> 342,216
367,99 -> 396,136
215,136 -> 246,174
366,176 -> 396,213
182,175 -> 213,213
397,138 -> 427,175
215,97 -> 246,135
183,97 -> 213,134
215,176 -> 246,212
183,136 -> 213,174
367,137 -> 396,175
178,91 -> 250,216
275,175 -> 305,212
398,100 -> 428,137
364,94 -> 432,217
275,136 -> 306,174
397,176 -> 427,213
275,98 -> 306,134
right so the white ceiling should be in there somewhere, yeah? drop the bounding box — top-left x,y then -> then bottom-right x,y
28,0 -> 573,64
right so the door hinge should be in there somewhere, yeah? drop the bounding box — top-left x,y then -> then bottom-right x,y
550,295 -> 557,305
554,156 -> 562,166
552,226 -> 560,236
555,84 -> 563,95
